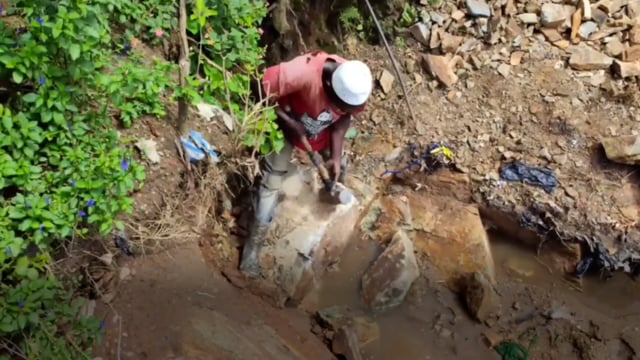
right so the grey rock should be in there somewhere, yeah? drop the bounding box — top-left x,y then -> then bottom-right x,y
466,0 -> 491,17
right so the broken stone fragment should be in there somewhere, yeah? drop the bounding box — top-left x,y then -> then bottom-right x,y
605,37 -> 625,56
465,0 -> 491,17
316,306 -> 380,349
332,327 -> 363,360
623,45 -> 640,62
630,25 -> 640,44
629,0 -> 640,18
518,13 -> 539,24
497,63 -> 511,77
568,45 -> 613,70
377,69 -> 395,94
602,135 -> 640,164
541,3 -> 576,28
422,54 -> 458,88
611,59 -> 640,77
591,7 -> 609,25
598,0 -> 628,14
463,272 -> 499,323
361,230 -> 419,313
440,33 -> 464,53
409,23 -> 430,46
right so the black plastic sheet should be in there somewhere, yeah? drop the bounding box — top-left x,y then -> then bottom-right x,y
500,161 -> 558,194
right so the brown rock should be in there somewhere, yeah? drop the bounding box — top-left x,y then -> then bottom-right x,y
605,37 -> 625,56
317,306 -> 380,349
598,0 -> 628,14
429,25 -> 441,49
568,45 -> 613,70
540,3 -> 576,28
591,7 -> 609,25
602,135 -> 640,164
464,272 -> 499,322
589,26 -> 626,41
361,230 -> 419,312
422,54 -> 458,88
510,51 -> 525,65
482,330 -> 503,348
378,69 -> 395,94
541,28 -> 563,42
539,241 -> 582,275
409,23 -> 430,46
611,59 -> 640,77
629,0 -> 640,18
451,9 -> 465,21
570,8 -> 583,44
441,33 -> 465,53
623,45 -> 640,61
332,327 -> 363,360
497,63 -> 511,77
630,25 -> 640,44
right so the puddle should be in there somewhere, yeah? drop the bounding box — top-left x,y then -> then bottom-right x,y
318,231 -> 640,359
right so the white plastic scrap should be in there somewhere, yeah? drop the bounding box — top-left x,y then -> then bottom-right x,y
196,102 -> 234,131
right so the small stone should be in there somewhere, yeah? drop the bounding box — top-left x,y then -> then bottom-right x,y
629,25 -> 640,44
579,21 -> 598,39
590,71 -> 607,86
405,58 -> 417,73
602,135 -> 640,164
378,69 -> 395,94
497,63 -> 511,77
591,7 -> 609,25
422,54 -> 458,88
99,252 -> 114,265
598,0 -> 627,14
518,13 -> 539,24
568,45 -> 613,70
430,11 -> 446,26
385,147 -> 403,162
510,51 -> 525,65
361,230 -> 419,312
119,266 -> 132,280
529,103 -> 543,114
541,3 -> 575,28
409,23 -> 430,46
611,59 -> 640,78
541,28 -> 563,43
135,139 -> 161,164
482,330 -> 503,348
464,272 -> 499,322
466,0 -> 491,17
623,45 -> 640,62
451,10 -> 465,21
539,147 -> 552,161
413,72 -> 423,84
441,33 -> 464,53
605,37 -> 625,57
512,302 -> 521,310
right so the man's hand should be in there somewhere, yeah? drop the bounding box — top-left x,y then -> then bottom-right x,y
324,158 -> 342,183
276,107 -> 307,139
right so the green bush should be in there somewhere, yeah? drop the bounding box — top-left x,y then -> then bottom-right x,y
187,0 -> 284,155
0,0 -> 274,356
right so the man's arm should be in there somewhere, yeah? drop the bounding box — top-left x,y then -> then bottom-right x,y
329,115 -> 352,181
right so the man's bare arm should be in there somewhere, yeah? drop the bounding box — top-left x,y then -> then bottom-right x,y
329,115 -> 352,180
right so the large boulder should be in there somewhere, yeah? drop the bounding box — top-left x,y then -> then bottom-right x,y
361,170 -> 496,293
258,170 -> 373,307
361,230 -> 420,312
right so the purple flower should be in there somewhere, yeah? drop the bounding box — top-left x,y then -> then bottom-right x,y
25,202 -> 31,209
121,158 -> 129,171
39,77 -> 46,85
17,27 -> 25,34
0,6 -> 5,16
5,248 -> 11,256
18,300 -> 25,308
87,199 -> 96,207
45,197 -> 50,205
71,180 -> 77,187
78,210 -> 87,218
39,224 -> 44,231
36,16 -> 43,25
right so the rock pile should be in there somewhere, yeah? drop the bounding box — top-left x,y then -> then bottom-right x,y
406,0 -> 640,87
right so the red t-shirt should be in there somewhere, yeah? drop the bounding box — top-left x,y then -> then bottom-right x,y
262,51 -> 365,151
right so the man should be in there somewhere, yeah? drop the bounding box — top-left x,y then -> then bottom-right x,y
239,51 -> 373,277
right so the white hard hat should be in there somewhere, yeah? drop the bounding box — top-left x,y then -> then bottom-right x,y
331,60 -> 373,106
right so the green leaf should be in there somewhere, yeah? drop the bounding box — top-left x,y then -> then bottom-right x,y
23,93 -> 39,103
12,72 -> 24,84
69,44 -> 81,60
2,116 -> 12,130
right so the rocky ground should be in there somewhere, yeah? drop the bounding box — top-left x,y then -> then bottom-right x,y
84,0 -> 640,359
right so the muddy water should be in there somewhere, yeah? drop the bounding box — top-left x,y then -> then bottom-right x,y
318,233 -> 640,359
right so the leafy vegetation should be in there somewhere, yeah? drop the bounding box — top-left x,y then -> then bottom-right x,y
0,0 -> 274,357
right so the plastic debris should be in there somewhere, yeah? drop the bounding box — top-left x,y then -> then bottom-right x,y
114,232 -> 133,256
575,257 -> 593,278
499,161 -> 558,194
196,103 -> 234,131
380,142 -> 455,178
180,130 -> 220,164
188,130 -> 220,162
345,128 -> 359,139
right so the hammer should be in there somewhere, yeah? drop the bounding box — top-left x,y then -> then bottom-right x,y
300,137 -> 354,205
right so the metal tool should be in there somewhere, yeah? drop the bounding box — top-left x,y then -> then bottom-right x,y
300,137 -> 354,205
